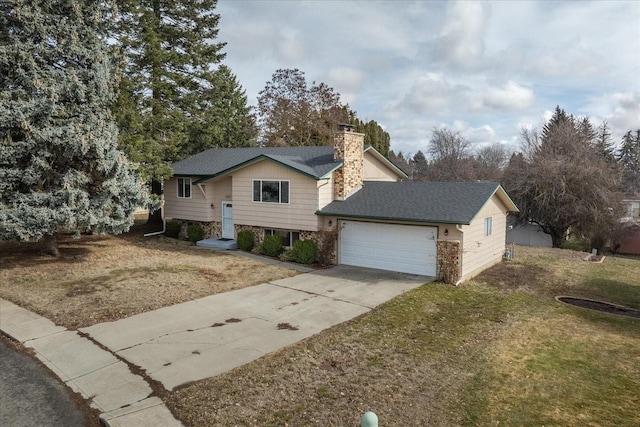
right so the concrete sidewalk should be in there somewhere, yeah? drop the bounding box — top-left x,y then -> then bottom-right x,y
81,266 -> 429,391
1,265 -> 430,425
0,299 -> 182,427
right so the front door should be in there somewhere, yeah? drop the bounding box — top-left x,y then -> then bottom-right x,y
221,201 -> 234,239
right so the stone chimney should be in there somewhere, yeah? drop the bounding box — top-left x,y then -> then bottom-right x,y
333,124 -> 364,200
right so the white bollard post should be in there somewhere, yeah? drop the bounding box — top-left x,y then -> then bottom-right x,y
361,411 -> 378,427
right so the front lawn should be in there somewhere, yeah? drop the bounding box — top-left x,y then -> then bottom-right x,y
166,245 -> 640,426
0,229 -> 298,329
2,232 -> 638,426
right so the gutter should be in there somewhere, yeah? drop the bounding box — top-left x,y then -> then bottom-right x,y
454,224 -> 464,286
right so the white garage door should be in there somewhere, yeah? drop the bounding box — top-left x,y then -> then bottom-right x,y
339,220 -> 437,276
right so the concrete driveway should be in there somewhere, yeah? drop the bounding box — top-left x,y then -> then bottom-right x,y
81,265 -> 430,391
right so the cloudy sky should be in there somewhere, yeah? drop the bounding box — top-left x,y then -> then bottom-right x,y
216,0 -> 640,156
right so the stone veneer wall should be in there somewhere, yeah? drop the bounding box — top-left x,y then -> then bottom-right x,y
171,219 -> 221,240
437,240 -> 461,284
231,226 -> 338,264
234,225 -> 264,245
333,130 -> 364,200
300,229 -> 338,264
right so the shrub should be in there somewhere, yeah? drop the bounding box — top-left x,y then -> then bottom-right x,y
186,224 -> 204,242
290,239 -> 316,264
260,234 -> 284,257
237,230 -> 255,251
165,221 -> 181,238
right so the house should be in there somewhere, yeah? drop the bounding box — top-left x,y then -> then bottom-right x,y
164,125 -> 519,283
616,195 -> 640,255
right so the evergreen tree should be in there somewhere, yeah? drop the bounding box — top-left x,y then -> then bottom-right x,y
349,114 -> 391,157
0,0 -> 149,255
411,150 -> 429,181
595,121 -> 616,163
618,130 -> 640,194
185,65 -> 258,155
113,0 -> 227,223
388,150 -> 410,175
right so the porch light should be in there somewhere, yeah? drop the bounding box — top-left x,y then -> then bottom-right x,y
444,228 -> 449,236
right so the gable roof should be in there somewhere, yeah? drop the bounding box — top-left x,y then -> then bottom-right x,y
317,181 -> 519,225
170,146 -> 341,181
170,145 -> 408,181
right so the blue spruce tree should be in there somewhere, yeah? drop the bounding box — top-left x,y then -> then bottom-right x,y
0,0 -> 149,255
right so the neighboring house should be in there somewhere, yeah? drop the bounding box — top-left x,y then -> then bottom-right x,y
616,195 -> 640,255
165,125 -> 519,283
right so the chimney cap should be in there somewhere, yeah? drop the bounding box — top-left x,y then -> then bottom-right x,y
337,123 -> 354,132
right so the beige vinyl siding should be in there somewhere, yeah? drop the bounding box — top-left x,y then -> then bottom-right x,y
210,176 -> 232,222
232,160 -> 321,231
164,177 -> 215,222
318,175 -> 334,210
459,196 -> 508,280
364,152 -> 400,181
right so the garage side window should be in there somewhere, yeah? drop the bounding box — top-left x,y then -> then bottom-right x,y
178,178 -> 191,198
253,180 -> 289,203
484,217 -> 492,236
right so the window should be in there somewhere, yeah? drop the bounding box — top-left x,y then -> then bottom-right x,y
253,180 -> 289,203
631,202 -> 640,218
177,178 -> 191,198
264,229 -> 300,247
484,217 -> 492,236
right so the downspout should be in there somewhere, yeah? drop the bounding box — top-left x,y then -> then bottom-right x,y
454,224 -> 464,286
144,198 -> 166,237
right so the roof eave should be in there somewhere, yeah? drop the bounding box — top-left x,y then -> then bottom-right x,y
178,155 -> 324,183
468,184 -> 520,223
315,210 -> 470,225
363,146 -> 409,179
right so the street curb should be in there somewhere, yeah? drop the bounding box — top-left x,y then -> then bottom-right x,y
0,298 -> 182,427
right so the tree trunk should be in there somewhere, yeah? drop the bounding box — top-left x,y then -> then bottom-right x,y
146,180 -> 163,226
550,231 -> 566,248
41,234 -> 59,257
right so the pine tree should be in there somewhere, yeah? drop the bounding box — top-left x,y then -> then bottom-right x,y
349,114 -> 391,157
185,65 -> 258,155
0,0 -> 149,255
113,0 -> 228,223
618,130 -> 640,194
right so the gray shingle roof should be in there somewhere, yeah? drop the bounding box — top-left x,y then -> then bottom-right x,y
318,181 -> 513,224
171,146 -> 341,180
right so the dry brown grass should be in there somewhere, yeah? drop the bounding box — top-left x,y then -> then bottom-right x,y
0,229 -> 298,329
3,236 -> 639,426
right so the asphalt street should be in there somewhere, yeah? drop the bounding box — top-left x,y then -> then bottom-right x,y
0,337 -> 86,427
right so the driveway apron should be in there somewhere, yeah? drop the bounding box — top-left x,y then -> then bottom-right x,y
81,265 -> 430,391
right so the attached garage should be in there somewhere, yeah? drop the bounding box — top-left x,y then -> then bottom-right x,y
339,220 -> 437,276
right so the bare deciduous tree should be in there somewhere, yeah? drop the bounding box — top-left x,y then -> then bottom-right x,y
426,127 -> 476,181
504,107 -> 625,250
257,69 -> 349,147
474,143 -> 509,181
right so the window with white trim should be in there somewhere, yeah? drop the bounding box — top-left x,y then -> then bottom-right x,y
484,217 -> 493,236
264,229 -> 300,247
253,180 -> 289,203
177,178 -> 191,198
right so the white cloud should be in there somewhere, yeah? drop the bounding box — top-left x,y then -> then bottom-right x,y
398,73 -> 469,115
327,67 -> 364,105
481,81 -> 535,110
434,1 -> 490,68
215,0 -> 640,154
